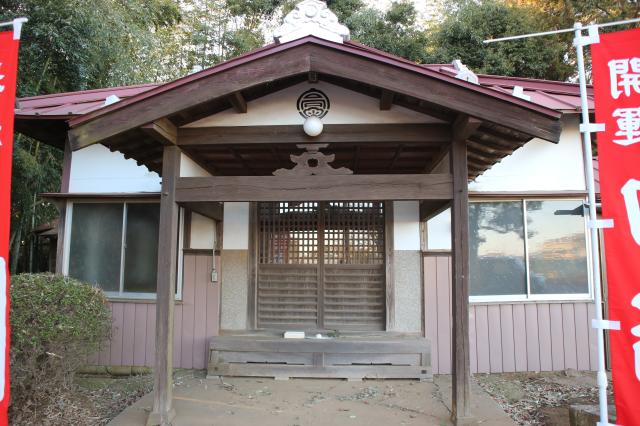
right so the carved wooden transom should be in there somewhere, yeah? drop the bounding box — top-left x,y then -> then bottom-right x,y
273,144 -> 353,176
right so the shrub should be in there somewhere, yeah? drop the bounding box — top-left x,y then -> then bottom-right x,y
9,273 -> 111,423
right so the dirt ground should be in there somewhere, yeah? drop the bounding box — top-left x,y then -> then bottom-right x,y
66,369 -> 611,425
108,370 -> 514,426
476,370 -> 614,425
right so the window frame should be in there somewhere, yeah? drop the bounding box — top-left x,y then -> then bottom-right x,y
468,197 -> 594,304
63,199 -> 183,301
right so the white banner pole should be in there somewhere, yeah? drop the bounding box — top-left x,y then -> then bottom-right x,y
572,23 -> 611,426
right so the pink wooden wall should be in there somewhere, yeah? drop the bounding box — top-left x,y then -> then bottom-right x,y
89,252 -> 220,369
423,254 -> 598,374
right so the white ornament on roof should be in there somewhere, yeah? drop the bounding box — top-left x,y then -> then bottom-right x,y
452,60 -> 479,85
104,94 -> 120,106
512,85 -> 531,101
273,0 -> 350,44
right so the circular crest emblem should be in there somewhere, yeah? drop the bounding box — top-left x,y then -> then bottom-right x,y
297,89 -> 330,119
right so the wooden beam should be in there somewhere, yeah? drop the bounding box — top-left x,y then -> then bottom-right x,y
175,174 -> 453,202
424,115 -> 480,174
419,199 -> 451,222
178,124 -> 450,147
141,118 -> 177,145
180,201 -> 223,221
450,135 -> 471,422
311,45 -> 562,142
228,91 -> 247,114
380,90 -> 394,110
148,146 -> 180,426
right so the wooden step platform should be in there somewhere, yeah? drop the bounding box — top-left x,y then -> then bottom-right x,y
207,336 -> 432,381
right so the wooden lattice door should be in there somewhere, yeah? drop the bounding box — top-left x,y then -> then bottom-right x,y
257,202 -> 386,331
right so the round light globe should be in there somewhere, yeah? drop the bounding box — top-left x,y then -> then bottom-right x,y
303,116 -> 323,137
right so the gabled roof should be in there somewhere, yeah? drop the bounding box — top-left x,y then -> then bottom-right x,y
14,36 -> 569,179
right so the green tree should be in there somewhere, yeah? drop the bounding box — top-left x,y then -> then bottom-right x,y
426,0 -> 574,80
0,0 -> 180,272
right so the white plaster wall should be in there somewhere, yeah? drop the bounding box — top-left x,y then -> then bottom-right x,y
180,153 -> 211,177
393,201 -> 421,251
69,144 -> 161,193
426,208 -> 452,251
190,212 -> 216,250
222,202 -> 249,250
185,81 -> 442,127
468,116 -> 585,192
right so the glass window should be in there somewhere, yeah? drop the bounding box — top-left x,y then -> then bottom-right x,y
123,203 -> 160,293
68,203 -> 123,292
469,199 -> 590,301
68,202 -> 161,297
469,202 -> 527,296
526,200 -> 589,295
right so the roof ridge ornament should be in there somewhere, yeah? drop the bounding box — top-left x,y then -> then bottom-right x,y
452,60 -> 479,85
273,0 -> 350,44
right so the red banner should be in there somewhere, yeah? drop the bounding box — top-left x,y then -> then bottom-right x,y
0,30 -> 20,425
592,28 -> 640,425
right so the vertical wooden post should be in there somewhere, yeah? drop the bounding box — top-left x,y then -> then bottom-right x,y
55,138 -> 72,274
148,145 -> 181,426
450,126 -> 472,422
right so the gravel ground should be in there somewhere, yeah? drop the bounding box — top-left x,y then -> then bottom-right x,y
476,370 -> 614,425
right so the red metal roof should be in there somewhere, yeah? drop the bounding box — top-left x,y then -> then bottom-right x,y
15,37 -> 589,120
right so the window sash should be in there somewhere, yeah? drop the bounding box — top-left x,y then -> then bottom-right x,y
64,200 -> 181,300
468,198 -> 593,303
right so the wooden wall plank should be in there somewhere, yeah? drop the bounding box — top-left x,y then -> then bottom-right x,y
110,303 -> 125,365
475,305 -> 490,373
435,256 -> 451,373
487,306 -> 503,372
99,304 -> 114,365
524,304 -> 540,372
173,304 -> 183,368
469,306 -> 478,374
133,304 -> 148,366
180,254 -> 197,369
512,304 -> 527,372
549,304 -> 565,370
423,256 -> 440,374
537,304 -> 553,371
121,303 -> 136,366
192,254 -> 209,369
146,304 -> 157,366
500,305 -> 515,372
574,303 -> 591,371
587,303 -> 598,371
562,304 -> 578,369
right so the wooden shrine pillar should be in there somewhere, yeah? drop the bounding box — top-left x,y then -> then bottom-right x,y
148,145 -> 181,426
450,116 -> 476,423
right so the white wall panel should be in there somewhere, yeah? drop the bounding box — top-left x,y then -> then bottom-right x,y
469,116 -> 585,192
69,144 -> 161,193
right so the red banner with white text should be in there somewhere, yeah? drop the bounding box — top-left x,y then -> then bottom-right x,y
0,30 -> 20,426
592,28 -> 640,425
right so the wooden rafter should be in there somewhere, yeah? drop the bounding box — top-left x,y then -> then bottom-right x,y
380,89 -> 394,110
141,118 -> 177,145
228,91 -> 247,114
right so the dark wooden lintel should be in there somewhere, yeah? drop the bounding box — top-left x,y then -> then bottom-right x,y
178,124 -> 451,147
228,91 -> 247,114
175,173 -> 453,202
141,118 -> 177,145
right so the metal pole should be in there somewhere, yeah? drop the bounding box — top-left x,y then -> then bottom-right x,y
484,17 -> 640,44
573,22 -> 610,425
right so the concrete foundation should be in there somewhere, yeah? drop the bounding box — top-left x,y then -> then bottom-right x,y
220,250 -> 249,331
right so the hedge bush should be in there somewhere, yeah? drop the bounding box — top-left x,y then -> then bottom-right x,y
9,273 -> 112,423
